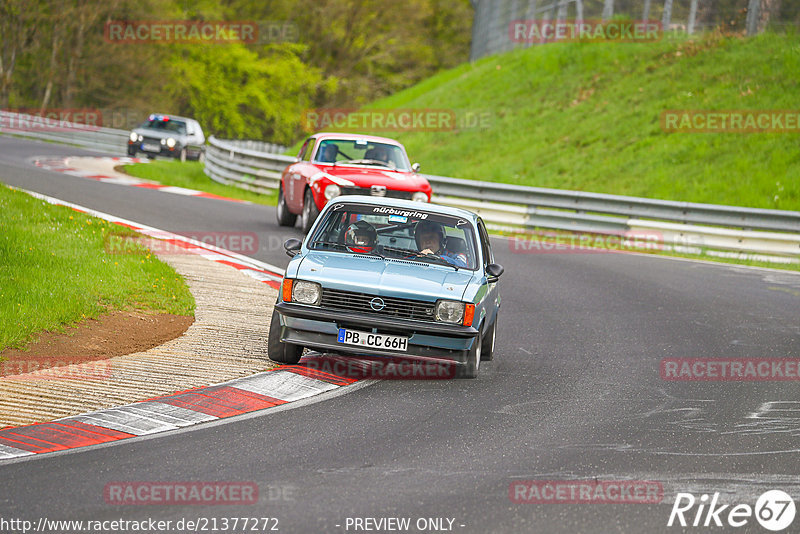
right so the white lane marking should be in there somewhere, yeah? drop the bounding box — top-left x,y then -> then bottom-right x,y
158,186 -> 203,196
101,176 -> 147,186
0,443 -> 34,459
122,402 -> 218,427
69,407 -> 182,436
19,188 -> 285,277
231,371 -> 338,402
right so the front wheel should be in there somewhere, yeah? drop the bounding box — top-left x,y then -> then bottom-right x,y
276,185 -> 297,227
300,188 -> 320,234
179,148 -> 187,162
458,332 -> 481,379
267,309 -> 303,364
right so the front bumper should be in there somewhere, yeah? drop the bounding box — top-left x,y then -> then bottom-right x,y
274,301 -> 478,363
128,141 -> 183,158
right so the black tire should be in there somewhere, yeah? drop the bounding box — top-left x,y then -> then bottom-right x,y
458,330 -> 482,379
127,146 -> 136,157
196,150 -> 205,163
276,185 -> 297,227
179,148 -> 187,162
267,309 -> 303,364
481,317 -> 497,361
300,187 -> 320,234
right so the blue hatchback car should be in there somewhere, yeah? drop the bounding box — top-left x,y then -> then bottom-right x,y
268,196 -> 503,378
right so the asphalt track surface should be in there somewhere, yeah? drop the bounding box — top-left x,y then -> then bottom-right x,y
1,136 -> 799,533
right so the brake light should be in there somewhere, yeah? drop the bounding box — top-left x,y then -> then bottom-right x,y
282,278 -> 293,302
462,303 -> 475,326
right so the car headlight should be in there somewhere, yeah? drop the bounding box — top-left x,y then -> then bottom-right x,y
129,132 -> 138,142
138,135 -> 143,141
292,280 -> 321,306
160,138 -> 166,145
324,184 -> 341,200
166,137 -> 176,148
435,300 -> 465,324
412,192 -> 429,202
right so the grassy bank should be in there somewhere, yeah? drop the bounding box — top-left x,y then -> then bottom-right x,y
346,31 -> 800,211
0,184 -> 194,350
120,160 -> 278,205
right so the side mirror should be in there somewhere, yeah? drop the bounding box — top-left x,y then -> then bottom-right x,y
411,162 -> 421,173
486,263 -> 504,283
284,238 -> 302,257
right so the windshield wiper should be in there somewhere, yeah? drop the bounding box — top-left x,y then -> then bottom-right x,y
382,246 -> 458,270
334,159 -> 393,168
310,240 -> 348,250
419,254 -> 459,270
311,241 -> 385,259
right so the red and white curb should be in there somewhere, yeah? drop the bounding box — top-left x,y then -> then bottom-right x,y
32,156 -> 248,203
0,365 -> 363,460
0,189 -> 371,460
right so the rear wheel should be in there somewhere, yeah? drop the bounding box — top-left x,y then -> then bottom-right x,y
267,309 -> 303,364
458,331 -> 481,379
300,188 -> 320,234
276,185 -> 297,227
481,318 -> 497,361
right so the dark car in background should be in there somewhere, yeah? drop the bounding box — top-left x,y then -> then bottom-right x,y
127,114 -> 205,162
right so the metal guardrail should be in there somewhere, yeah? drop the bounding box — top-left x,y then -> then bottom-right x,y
0,110 -> 129,154
2,112 -> 796,260
204,136 -> 293,195
203,136 -> 800,260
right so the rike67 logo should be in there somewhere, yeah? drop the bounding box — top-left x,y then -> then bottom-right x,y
668,490 -> 796,531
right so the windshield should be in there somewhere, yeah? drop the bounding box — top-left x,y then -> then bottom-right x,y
139,118 -> 187,134
309,203 -> 478,270
313,139 -> 411,171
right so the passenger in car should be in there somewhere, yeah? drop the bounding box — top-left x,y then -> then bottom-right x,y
413,221 -> 469,268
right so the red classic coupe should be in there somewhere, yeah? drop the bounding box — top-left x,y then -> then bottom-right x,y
277,133 -> 432,232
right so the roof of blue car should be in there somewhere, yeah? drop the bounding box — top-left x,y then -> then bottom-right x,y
329,195 -> 479,221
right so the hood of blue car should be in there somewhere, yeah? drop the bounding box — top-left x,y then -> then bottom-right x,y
296,251 -> 475,301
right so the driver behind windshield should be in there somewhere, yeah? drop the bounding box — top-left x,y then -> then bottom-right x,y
414,220 -> 468,268
365,145 -> 390,164
344,220 -> 377,254
318,143 -> 338,163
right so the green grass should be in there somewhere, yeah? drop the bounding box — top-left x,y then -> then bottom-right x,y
0,184 -> 195,350
120,160 -> 278,205
321,31 -> 800,211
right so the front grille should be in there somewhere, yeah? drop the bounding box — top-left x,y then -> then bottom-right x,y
320,288 -> 436,322
341,187 -> 412,199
